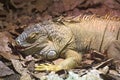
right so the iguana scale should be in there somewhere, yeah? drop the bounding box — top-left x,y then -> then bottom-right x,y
15,15 -> 120,71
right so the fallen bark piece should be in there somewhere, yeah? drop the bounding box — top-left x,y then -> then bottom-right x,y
0,61 -> 14,77
93,58 -> 113,69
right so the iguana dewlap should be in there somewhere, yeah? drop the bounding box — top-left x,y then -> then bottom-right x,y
15,15 -> 120,71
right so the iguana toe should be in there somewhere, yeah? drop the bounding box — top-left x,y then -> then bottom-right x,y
35,63 -> 62,71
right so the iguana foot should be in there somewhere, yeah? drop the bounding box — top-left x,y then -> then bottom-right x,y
35,63 -> 62,71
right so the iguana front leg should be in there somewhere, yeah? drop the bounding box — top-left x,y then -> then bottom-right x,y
35,49 -> 82,71
59,50 -> 82,70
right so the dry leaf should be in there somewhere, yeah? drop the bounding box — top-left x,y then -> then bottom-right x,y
11,59 -> 32,80
0,61 -> 14,77
0,32 -> 20,60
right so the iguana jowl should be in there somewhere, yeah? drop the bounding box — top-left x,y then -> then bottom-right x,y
15,15 -> 120,71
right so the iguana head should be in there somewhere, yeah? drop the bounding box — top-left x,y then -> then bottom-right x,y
16,32 -> 40,47
15,22 -> 58,59
15,24 -> 48,55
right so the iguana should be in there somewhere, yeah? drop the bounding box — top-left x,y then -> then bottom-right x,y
15,15 -> 120,71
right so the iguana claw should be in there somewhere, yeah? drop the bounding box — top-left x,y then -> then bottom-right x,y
35,63 -> 62,71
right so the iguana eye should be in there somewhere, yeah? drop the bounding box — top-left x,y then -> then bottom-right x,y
29,33 -> 37,38
26,33 -> 39,43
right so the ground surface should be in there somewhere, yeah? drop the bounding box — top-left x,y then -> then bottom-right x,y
0,0 -> 120,80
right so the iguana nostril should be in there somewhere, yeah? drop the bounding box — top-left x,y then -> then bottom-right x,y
15,38 -> 21,45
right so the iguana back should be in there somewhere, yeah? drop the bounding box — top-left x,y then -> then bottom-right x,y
63,15 -> 120,53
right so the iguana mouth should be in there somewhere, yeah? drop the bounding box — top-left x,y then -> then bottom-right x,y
15,45 -> 28,49
16,42 -> 40,50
